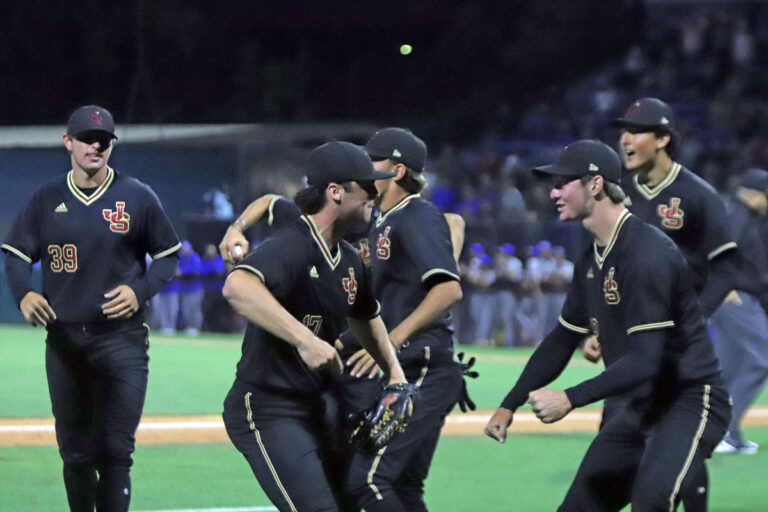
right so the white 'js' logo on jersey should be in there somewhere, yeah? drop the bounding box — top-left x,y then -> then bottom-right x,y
102,202 -> 131,233
603,267 -> 620,305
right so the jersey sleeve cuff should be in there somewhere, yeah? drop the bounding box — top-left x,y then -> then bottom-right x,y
421,268 -> 460,283
1,244 -> 33,264
558,316 -> 591,334
153,242 -> 182,259
626,320 -> 674,335
233,264 -> 265,284
707,242 -> 737,261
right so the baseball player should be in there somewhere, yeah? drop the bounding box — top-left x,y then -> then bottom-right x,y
221,140 -> 410,512
2,105 -> 181,512
711,168 -> 768,454
342,127 -> 465,512
582,97 -> 747,510
485,139 -> 731,511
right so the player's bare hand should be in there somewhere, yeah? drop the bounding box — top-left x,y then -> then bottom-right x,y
219,227 -> 248,264
582,335 -> 602,363
347,348 -> 381,379
484,407 -> 513,443
102,285 -> 139,320
20,291 -> 57,327
527,388 -> 572,424
298,337 -> 344,375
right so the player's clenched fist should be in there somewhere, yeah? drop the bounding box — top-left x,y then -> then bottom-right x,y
527,388 -> 572,424
484,407 -> 513,443
582,335 -> 602,363
219,225 -> 248,264
298,337 -> 343,374
20,291 -> 57,327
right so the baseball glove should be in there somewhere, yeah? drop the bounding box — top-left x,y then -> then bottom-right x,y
350,382 -> 416,452
457,352 -> 479,413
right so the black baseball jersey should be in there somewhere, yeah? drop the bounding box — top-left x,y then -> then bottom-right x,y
721,195 -> 768,307
560,210 -> 721,399
2,167 -> 181,323
232,214 -> 380,395
622,162 -> 737,291
370,194 -> 460,361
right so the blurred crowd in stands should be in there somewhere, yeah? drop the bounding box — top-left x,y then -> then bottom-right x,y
148,7 -> 768,346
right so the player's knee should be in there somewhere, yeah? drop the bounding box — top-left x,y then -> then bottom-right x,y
630,478 -> 674,511
99,436 -> 135,470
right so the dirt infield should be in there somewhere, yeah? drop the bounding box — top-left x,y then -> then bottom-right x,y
3,406 -> 768,446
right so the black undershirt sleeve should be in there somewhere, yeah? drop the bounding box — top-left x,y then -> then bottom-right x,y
501,324 -> 583,411
130,253 -> 180,305
699,250 -> 739,317
565,328 -> 665,408
4,255 -> 33,306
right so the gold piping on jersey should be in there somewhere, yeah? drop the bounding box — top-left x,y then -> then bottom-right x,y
707,242 -> 737,261
66,167 -> 115,206
375,194 -> 421,228
367,446 -> 388,501
633,162 -> 682,200
558,315 -> 591,334
593,209 -> 631,270
421,268 -> 461,283
233,264 -> 266,284
369,300 -> 382,319
244,392 -> 298,512
301,215 -> 340,270
415,346 -> 431,387
668,385 -> 710,512
626,320 -> 675,335
1,244 -> 32,264
152,242 -> 182,260
267,195 -> 284,227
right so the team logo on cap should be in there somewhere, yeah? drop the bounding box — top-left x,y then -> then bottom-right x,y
660,117 -> 669,125
90,110 -> 104,126
102,201 -> 130,233
603,267 -> 620,305
342,267 -> 358,304
589,163 -> 599,171
392,149 -> 402,158
376,226 -> 392,260
657,197 -> 684,230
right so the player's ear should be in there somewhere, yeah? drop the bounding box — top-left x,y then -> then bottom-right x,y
63,134 -> 73,152
655,133 -> 671,152
327,182 -> 343,205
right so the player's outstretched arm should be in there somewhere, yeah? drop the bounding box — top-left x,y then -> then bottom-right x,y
347,315 -> 407,385
444,213 -> 466,263
485,407 -> 513,443
223,269 -> 342,373
389,280 -> 463,349
219,194 -> 281,263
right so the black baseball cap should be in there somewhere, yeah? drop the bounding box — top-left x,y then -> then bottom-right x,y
532,139 -> 622,184
305,140 -> 397,186
610,97 -> 675,131
66,105 -> 118,139
364,127 -> 427,172
739,168 -> 768,193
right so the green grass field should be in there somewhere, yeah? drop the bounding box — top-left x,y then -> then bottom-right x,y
1,324 -> 766,511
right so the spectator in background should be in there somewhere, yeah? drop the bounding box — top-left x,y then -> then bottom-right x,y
177,241 -> 203,336
493,243 -> 523,346
466,252 -> 496,345
200,243 -> 228,333
152,269 -> 180,335
541,246 -> 574,333
203,184 -> 235,220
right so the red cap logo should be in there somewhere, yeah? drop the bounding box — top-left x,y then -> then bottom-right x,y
89,110 -> 104,126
